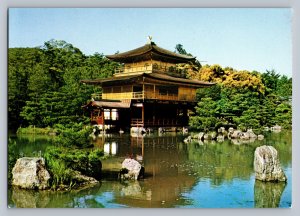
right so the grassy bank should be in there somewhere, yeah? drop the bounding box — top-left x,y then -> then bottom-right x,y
17,126 -> 57,135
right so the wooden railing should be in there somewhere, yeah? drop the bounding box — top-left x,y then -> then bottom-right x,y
131,118 -> 144,127
131,118 -> 181,127
115,65 -> 153,75
91,91 -> 195,101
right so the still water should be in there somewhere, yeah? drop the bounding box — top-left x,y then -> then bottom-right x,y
8,131 -> 292,208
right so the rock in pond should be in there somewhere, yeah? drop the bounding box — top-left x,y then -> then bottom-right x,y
254,145 -> 286,182
12,157 -> 50,190
120,158 -> 142,180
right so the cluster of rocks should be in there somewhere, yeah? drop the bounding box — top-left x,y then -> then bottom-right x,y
12,157 -> 99,190
184,127 -> 265,144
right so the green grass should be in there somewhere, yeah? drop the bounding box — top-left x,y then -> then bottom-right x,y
17,126 -> 57,135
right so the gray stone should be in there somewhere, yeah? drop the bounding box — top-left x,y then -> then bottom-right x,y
247,129 -> 258,139
218,127 -> 226,133
230,130 -> 242,139
240,132 -> 250,140
72,171 -> 98,185
271,125 -> 282,131
12,157 -> 50,190
121,158 -> 142,180
197,132 -> 204,140
258,134 -> 264,140
254,145 -> 286,182
228,127 -> 234,133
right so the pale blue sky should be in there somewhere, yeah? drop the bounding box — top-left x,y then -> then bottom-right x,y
9,8 -> 292,77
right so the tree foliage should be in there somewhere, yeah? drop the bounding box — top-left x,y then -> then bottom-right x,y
8,40 -> 292,131
8,40 -> 119,130
190,65 -> 292,130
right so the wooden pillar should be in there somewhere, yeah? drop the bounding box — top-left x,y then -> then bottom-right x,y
102,109 -> 105,132
153,103 -> 156,125
142,137 -> 144,158
142,77 -> 145,100
142,104 -> 144,127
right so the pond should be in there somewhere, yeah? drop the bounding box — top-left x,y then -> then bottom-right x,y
8,131 -> 292,208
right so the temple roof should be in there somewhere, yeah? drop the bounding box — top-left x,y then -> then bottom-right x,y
81,73 -> 215,88
106,42 -> 196,64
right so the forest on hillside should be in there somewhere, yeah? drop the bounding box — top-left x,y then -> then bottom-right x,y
8,40 -> 292,132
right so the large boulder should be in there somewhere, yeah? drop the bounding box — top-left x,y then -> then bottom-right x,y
254,146 -> 287,182
12,157 -> 50,190
120,158 -> 142,180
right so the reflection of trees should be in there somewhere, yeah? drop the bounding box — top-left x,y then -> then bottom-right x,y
259,131 -> 292,167
184,131 -> 291,186
185,141 -> 254,186
9,135 -> 54,157
254,181 -> 286,208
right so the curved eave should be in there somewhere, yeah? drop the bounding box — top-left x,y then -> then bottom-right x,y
81,74 -> 140,85
144,73 -> 215,88
106,42 -> 195,63
81,73 -> 215,88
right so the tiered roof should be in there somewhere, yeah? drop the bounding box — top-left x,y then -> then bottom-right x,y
106,42 -> 196,64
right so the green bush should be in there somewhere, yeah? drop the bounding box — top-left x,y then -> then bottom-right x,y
54,124 -> 93,148
44,146 -> 104,188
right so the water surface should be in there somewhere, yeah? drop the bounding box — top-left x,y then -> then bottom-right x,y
8,131 -> 292,208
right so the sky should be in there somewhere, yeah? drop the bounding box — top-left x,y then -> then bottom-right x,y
9,8 -> 292,77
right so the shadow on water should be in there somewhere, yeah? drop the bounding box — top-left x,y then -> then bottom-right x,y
254,181 -> 286,208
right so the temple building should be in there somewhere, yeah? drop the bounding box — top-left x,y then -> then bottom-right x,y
81,40 -> 214,132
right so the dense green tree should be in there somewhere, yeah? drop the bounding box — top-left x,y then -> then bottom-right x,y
189,97 -> 221,131
261,69 -> 281,95
8,40 -> 118,130
273,103 -> 292,129
190,65 -> 292,130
